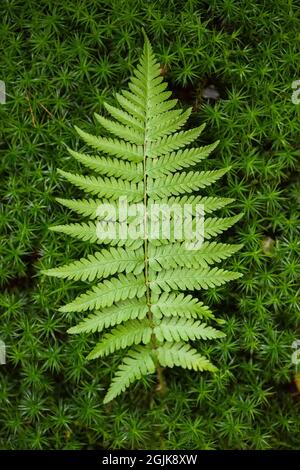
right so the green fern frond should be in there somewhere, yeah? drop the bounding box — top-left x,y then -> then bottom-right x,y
148,99 -> 179,116
148,108 -> 183,128
158,195 -> 235,214
204,213 -> 244,238
50,221 -> 100,243
50,221 -> 143,248
43,35 -> 243,403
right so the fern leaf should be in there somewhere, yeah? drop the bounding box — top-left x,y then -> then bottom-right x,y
59,273 -> 146,312
56,198 -> 109,218
43,35 -> 243,404
121,89 -> 146,111
154,195 -> 235,214
75,126 -> 143,162
148,98 -> 179,116
58,169 -> 143,202
103,347 -> 156,404
147,141 -> 219,176
204,213 -> 244,238
67,147 -> 143,182
50,221 -> 100,243
151,292 -> 213,320
87,319 -> 152,359
148,109 -> 184,128
151,267 -> 242,292
104,102 -> 144,131
50,221 -> 143,248
149,124 -> 206,157
154,317 -> 225,342
156,342 -> 217,372
115,92 -> 145,121
43,246 -> 144,281
194,196 -> 235,213
68,298 -> 149,334
129,74 -> 166,96
147,107 -> 192,139
94,112 -> 144,145
149,168 -> 229,198
149,242 -> 243,270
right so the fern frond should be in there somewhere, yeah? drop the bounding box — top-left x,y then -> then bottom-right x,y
194,196 -> 235,213
121,89 -> 146,111
50,221 -> 143,248
148,109 -> 183,128
115,92 -> 145,121
155,195 -> 235,214
147,107 -> 192,139
50,221 -> 100,243
148,98 -> 179,116
129,74 -> 166,96
43,35 -> 243,404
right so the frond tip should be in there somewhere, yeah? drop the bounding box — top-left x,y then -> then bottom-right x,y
43,34 -> 243,404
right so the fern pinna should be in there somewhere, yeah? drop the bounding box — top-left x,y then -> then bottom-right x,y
43,36 -> 242,404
